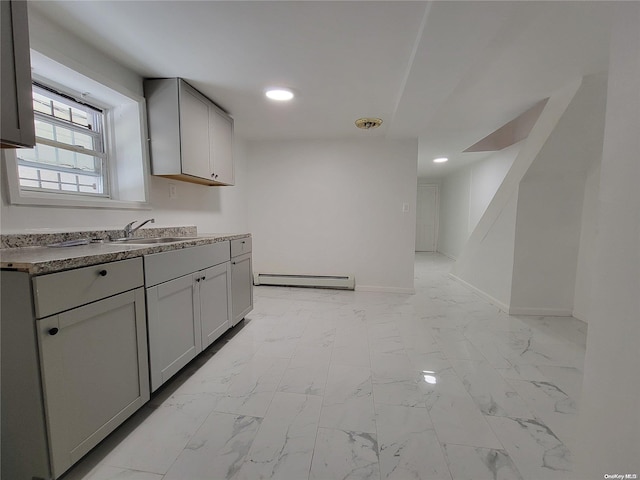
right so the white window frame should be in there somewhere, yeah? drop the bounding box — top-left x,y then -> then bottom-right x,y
4,50 -> 150,210
17,83 -> 109,197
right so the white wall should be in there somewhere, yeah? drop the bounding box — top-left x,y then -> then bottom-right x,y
572,158 -> 601,323
450,188 -> 519,310
437,143 -> 520,259
28,7 -> 141,97
0,8 -> 248,236
468,145 -> 517,231
437,168 -> 470,259
246,139 -> 418,293
577,3 -> 640,476
510,174 -> 588,315
509,74 -> 607,316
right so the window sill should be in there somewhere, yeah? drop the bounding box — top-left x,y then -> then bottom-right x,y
8,191 -> 151,210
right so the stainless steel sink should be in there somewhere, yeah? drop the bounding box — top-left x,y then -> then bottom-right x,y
114,236 -> 199,244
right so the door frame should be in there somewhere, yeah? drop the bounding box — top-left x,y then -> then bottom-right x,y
415,183 -> 440,252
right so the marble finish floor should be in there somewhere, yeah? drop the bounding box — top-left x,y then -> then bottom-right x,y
63,253 -> 587,480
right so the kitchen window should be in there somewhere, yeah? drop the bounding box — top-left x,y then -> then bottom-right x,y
4,49 -> 149,209
17,84 -> 109,197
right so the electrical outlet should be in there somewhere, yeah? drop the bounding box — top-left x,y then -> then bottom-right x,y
169,183 -> 177,199
402,203 -> 410,213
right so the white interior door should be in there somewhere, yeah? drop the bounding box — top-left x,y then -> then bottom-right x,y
415,184 -> 438,252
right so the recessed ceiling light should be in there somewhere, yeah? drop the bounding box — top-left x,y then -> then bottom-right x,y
265,88 -> 294,101
433,157 -> 448,163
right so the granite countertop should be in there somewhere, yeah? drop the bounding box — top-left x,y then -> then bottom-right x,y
0,227 -> 250,275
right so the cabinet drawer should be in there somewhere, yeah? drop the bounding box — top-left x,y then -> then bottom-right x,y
144,241 -> 230,287
230,237 -> 251,257
32,258 -> 143,319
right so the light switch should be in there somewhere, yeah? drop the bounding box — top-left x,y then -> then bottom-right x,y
402,203 -> 410,213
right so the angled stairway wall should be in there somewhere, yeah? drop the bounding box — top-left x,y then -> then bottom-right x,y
450,73 -> 608,314
509,74 -> 607,315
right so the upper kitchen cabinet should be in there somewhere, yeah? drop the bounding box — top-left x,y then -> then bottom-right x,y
1,0 -> 36,148
144,78 -> 234,186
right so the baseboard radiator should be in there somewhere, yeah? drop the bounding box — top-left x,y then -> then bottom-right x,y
253,273 -> 355,290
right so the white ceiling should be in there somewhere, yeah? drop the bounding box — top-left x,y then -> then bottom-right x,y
29,1 -> 615,179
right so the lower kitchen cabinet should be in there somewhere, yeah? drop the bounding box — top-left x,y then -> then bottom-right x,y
37,288 -> 149,478
230,237 -> 253,326
144,242 -> 232,392
231,252 -> 253,326
146,273 -> 200,391
1,235 -> 251,479
200,262 -> 232,349
1,258 -> 149,480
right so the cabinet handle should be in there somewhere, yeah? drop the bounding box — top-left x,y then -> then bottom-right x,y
201,276 -> 206,281
98,270 -> 108,277
232,261 -> 236,265
196,278 -> 201,283
48,327 -> 59,336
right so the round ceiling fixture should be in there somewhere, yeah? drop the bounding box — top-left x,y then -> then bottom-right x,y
433,157 -> 448,163
265,88 -> 294,101
355,117 -> 383,130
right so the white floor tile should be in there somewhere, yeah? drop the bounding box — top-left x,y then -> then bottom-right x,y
214,355 -> 289,418
276,343 -> 332,396
309,427 -> 380,480
163,411 -> 262,480
376,404 -> 451,480
442,444 -> 523,480
234,392 -> 322,480
450,359 -> 534,418
487,416 -> 574,480
423,373 -> 503,449
319,363 -> 376,433
64,466 -> 164,480
98,393 -> 218,475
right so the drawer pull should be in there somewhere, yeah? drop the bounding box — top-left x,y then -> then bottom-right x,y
98,270 -> 108,277
48,327 -> 59,336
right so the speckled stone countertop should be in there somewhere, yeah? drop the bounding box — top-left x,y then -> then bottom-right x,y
0,226 -> 250,275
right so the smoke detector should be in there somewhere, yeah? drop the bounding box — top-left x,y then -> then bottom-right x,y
355,117 -> 383,130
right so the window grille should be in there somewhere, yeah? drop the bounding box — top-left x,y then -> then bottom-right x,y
15,84 -> 109,196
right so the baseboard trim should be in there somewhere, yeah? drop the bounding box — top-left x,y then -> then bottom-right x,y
355,285 -> 415,295
509,307 -> 573,317
438,251 -> 458,260
571,309 -> 589,324
448,273 -> 510,313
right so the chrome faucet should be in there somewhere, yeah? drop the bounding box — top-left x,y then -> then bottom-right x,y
123,218 -> 155,238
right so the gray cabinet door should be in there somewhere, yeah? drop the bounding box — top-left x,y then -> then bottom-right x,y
200,262 -> 231,349
1,0 -> 35,147
147,274 -> 201,391
37,288 -> 149,478
209,104 -> 234,185
231,253 -> 253,326
179,82 -> 212,180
